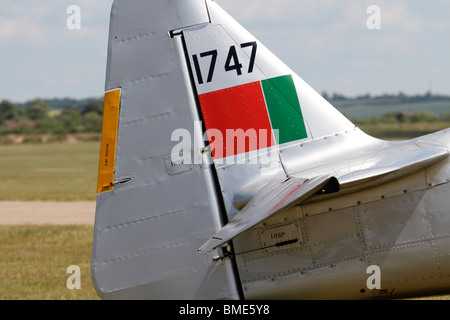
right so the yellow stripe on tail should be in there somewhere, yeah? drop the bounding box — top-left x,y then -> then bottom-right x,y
97,89 -> 121,193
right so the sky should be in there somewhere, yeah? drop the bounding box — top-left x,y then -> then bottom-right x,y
1,0 -> 449,103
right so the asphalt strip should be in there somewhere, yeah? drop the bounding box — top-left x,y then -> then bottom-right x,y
0,201 -> 96,225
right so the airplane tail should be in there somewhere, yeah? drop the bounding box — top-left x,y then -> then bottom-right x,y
181,1 -> 357,220
92,0 -> 363,299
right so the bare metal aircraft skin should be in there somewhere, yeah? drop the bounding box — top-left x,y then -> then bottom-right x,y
91,0 -> 450,299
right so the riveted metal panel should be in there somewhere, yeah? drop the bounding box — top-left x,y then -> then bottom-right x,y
423,182 -> 450,238
234,206 -> 362,287
304,208 -> 362,266
92,0 -> 240,300
434,237 -> 450,279
356,191 -> 431,251
366,241 -> 439,282
243,259 -> 369,300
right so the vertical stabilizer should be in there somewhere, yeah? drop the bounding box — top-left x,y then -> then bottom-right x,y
91,0 -> 242,300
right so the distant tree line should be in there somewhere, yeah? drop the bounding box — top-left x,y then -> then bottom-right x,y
0,98 -> 103,135
353,110 -> 450,126
321,91 -> 450,105
2,92 -> 450,135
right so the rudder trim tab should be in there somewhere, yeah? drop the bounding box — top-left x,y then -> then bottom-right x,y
97,88 -> 121,193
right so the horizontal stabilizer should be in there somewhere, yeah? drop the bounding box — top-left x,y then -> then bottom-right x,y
199,175 -> 338,254
338,143 -> 449,190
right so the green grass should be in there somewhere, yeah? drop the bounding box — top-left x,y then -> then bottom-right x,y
0,142 -> 100,201
335,99 -> 450,120
0,141 -> 101,299
358,121 -> 450,140
0,225 -> 99,299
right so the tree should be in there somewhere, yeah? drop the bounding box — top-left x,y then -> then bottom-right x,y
56,106 -> 82,133
0,100 -> 22,124
26,99 -> 51,120
331,92 -> 347,100
35,117 -> 58,134
82,99 -> 103,115
321,91 -> 330,101
82,111 -> 103,132
411,111 -> 439,123
441,112 -> 450,122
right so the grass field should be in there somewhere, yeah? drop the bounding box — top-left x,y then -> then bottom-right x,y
356,121 -> 450,140
0,141 -> 101,299
0,142 -> 100,201
0,225 -> 99,300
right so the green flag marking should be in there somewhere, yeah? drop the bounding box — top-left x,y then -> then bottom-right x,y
261,75 -> 307,145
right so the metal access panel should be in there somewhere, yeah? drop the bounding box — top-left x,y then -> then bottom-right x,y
91,0 -> 240,300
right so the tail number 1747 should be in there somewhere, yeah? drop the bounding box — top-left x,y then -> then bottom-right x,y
191,41 -> 257,85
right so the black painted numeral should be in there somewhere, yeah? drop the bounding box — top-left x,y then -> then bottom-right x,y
192,50 -> 217,84
192,41 -> 257,85
224,45 -> 243,75
241,41 -> 257,73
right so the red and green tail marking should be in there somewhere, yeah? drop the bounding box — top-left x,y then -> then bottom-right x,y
198,74 -> 307,159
